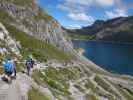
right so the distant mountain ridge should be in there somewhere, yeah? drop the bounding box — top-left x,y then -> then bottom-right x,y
66,15 -> 133,42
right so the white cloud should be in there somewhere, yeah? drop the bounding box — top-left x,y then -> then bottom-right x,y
64,0 -> 93,6
57,0 -> 130,28
57,0 -> 117,20
105,9 -> 128,19
68,13 -> 94,23
57,0 -> 89,13
59,0 -> 115,9
66,24 -> 82,29
57,3 -> 86,13
95,0 -> 115,7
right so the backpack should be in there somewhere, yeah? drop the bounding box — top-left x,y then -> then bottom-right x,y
26,59 -> 32,68
30,59 -> 34,68
4,60 -> 13,72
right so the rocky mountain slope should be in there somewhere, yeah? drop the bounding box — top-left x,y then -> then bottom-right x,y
0,0 -> 73,51
0,0 -> 133,100
66,16 -> 133,42
0,22 -> 21,60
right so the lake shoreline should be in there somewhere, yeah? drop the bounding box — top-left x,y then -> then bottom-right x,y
75,49 -> 133,79
72,40 -> 133,76
72,39 -> 133,45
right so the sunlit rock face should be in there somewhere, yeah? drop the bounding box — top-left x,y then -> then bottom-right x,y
0,0 -> 73,52
0,22 -> 21,56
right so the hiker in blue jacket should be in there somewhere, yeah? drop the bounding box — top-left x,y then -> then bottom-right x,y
2,58 -> 14,82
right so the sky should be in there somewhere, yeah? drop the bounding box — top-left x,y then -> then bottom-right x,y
37,0 -> 133,29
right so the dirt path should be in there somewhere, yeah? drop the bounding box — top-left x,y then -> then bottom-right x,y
0,80 -> 21,100
0,72 -> 55,100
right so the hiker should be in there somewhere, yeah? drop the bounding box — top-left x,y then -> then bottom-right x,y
25,57 -> 34,75
2,58 -> 14,83
30,58 -> 34,68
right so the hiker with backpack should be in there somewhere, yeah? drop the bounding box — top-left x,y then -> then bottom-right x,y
25,57 -> 34,76
2,58 -> 14,83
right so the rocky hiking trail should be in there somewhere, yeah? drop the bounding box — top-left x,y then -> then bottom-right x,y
0,63 -> 55,100
0,80 -> 21,100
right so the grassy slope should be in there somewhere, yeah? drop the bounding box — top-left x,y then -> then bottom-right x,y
68,34 -> 96,40
28,87 -> 49,100
0,3 -> 72,62
32,67 -> 83,99
4,23 -> 72,62
4,0 -> 33,7
0,6 -> 71,61
0,9 -> 15,23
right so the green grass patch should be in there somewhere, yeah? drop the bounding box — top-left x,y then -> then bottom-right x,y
0,67 -> 4,75
74,84 -> 86,93
0,9 -> 15,24
32,70 -> 47,87
94,75 -> 119,98
44,67 -> 82,82
95,75 -> 112,92
3,23 -> 72,62
114,84 -> 133,100
32,69 -> 71,97
85,94 -> 98,100
4,0 -> 33,7
120,88 -> 133,100
32,67 -> 83,98
68,34 -> 96,40
84,80 -> 96,92
28,87 -> 49,100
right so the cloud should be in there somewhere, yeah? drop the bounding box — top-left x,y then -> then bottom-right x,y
58,0 -> 115,12
68,13 -> 94,22
57,1 -> 88,13
105,9 -> 128,19
57,0 -> 117,21
58,0 -> 132,15
95,0 -> 114,7
57,0 -> 131,28
66,24 -> 82,29
64,0 -> 93,6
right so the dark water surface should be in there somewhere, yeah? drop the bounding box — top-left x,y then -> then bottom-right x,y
73,40 -> 133,76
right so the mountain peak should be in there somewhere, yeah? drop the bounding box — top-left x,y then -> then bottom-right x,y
92,20 -> 105,26
67,15 -> 133,42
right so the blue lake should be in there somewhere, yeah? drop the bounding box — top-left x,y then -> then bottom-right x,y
73,40 -> 133,76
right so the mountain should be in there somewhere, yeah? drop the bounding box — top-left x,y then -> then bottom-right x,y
0,0 -> 74,61
0,0 -> 133,100
66,16 -> 133,42
0,0 -> 73,51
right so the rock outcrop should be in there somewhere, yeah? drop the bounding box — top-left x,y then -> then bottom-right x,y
0,22 -> 21,57
0,0 -> 73,52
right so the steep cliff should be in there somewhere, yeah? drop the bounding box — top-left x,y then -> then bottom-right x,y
0,0 -> 72,51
